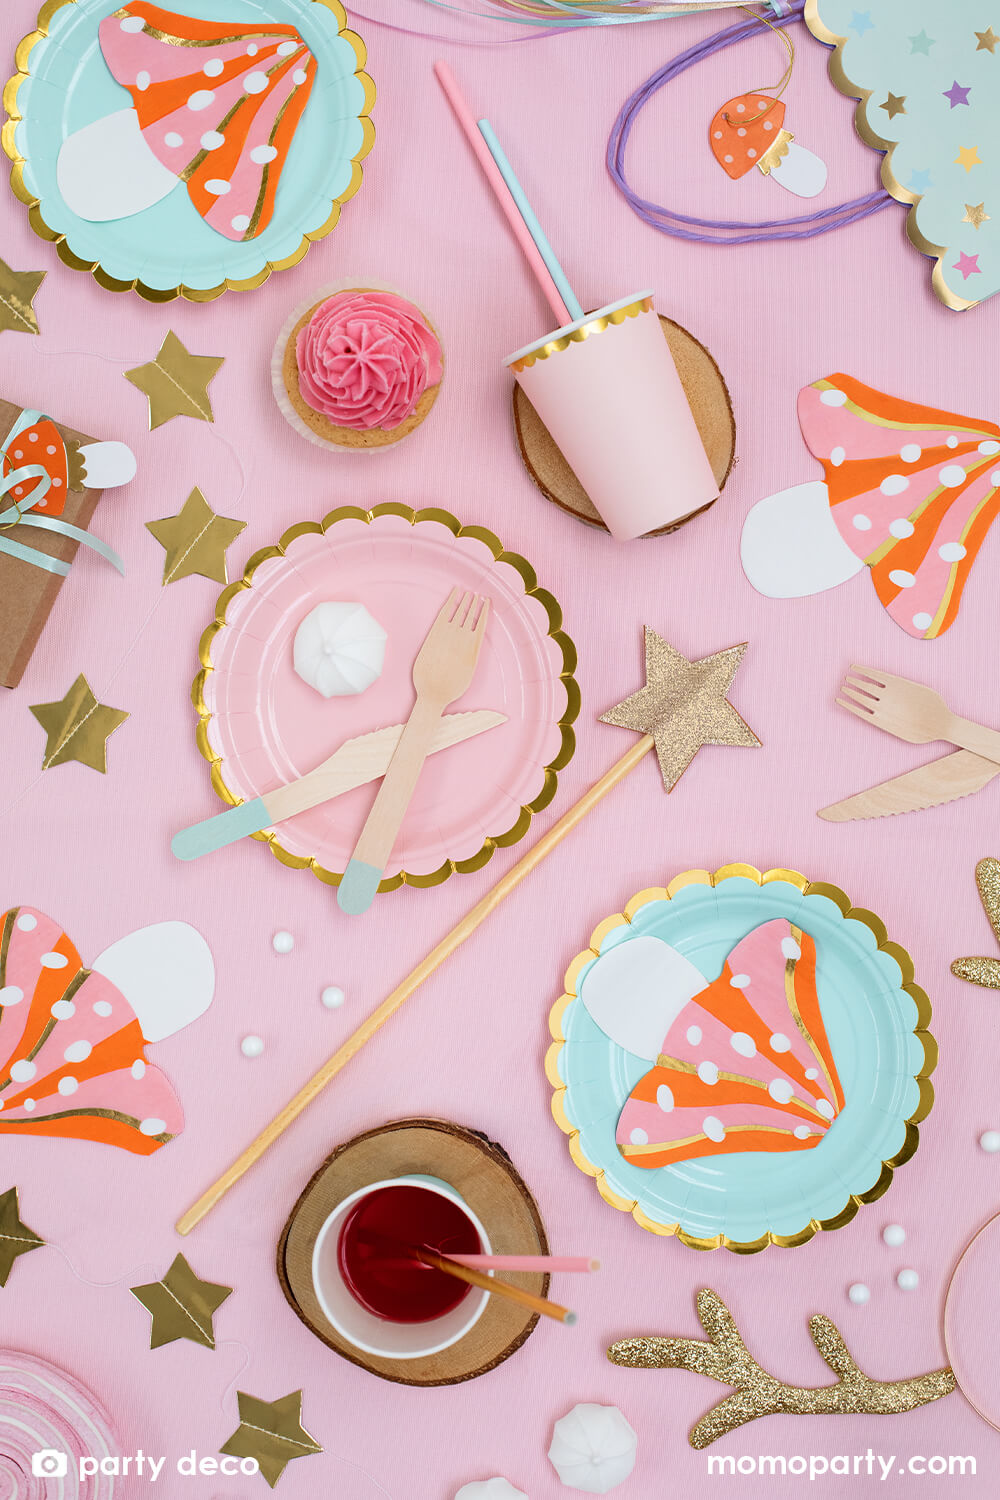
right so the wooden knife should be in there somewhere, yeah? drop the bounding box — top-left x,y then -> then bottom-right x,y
817,748 -> 1000,821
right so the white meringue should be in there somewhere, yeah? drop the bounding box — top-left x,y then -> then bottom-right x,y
293,601 -> 387,698
548,1404 -> 637,1494
455,1481 -> 528,1500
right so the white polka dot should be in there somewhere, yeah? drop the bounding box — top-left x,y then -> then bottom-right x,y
889,518 -> 914,537
979,440 -> 1000,455
164,131 -> 184,148
277,40 -> 299,55
912,612 -> 934,632
897,1268 -> 919,1291
770,1033 -> 791,1053
883,1224 -> 906,1247
58,1076 -> 78,1096
992,471 -> 1000,487
686,1025 -> 702,1046
900,443 -> 921,462
203,58 -> 224,77
769,1078 -> 794,1105
293,68 -> 307,85
63,1040 -> 91,1064
139,1118 -> 167,1136
13,450 -> 22,460
321,986 -> 345,1009
272,931 -> 294,954
980,1130 -> 1000,1152
131,1060 -> 146,1080
200,130 -> 225,151
241,1035 -> 265,1059
0,986 -> 24,1006
736,102 -> 746,112
120,15 -> 145,30
204,178 -> 231,195
747,148 -> 757,159
230,214 -> 251,233
939,465 -> 967,487
805,1068 -> 819,1080
629,1127 -> 648,1146
187,90 -> 216,111
730,1033 -> 756,1058
794,1125 -> 812,1140
702,1116 -> 726,1143
939,541 -> 967,561
853,514 -> 872,531
250,144 -> 278,164
27,432 -> 37,442
16,913 -> 37,931
889,569 -> 916,588
10,1060 -> 36,1083
946,435 -> 959,448
830,446 -> 846,467
246,42 -> 258,54
821,388 -> 848,406
22,1099 -> 35,1113
848,1282 -> 870,1305
51,478 -> 61,488
656,1084 -> 674,1112
92,1000 -> 113,1018
817,1099 -> 835,1120
737,127 -> 746,137
764,119 -> 774,130
724,154 -> 733,164
757,101 -> 766,109
729,973 -> 750,988
713,129 -> 722,139
781,936 -> 801,960
51,1000 -> 75,1020
40,952 -> 67,969
135,70 -> 150,91
698,1061 -> 720,1086
244,71 -> 269,94
880,474 -> 909,496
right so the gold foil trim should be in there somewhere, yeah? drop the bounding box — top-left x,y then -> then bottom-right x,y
757,127 -> 793,178
510,295 -> 654,372
192,503 -> 579,896
4,0 -> 375,303
548,864 -> 935,1253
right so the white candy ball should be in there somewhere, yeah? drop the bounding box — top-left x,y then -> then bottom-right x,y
882,1224 -> 906,1248
321,985 -> 345,1009
272,931 -> 294,954
848,1282 -> 870,1305
241,1034 -> 264,1058
980,1130 -> 1000,1153
897,1268 -> 919,1291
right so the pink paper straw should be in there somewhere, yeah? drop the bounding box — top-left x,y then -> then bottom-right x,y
434,59 -> 573,326
447,1254 -> 600,1272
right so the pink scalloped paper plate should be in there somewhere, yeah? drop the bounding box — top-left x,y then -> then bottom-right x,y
194,505 -> 578,893
944,1209 -> 1000,1434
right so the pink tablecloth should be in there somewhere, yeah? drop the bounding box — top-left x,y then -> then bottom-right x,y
2,3 -> 999,1496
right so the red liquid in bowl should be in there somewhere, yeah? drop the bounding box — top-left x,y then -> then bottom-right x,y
337,1185 -> 482,1324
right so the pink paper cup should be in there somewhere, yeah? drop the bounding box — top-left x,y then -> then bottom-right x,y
506,291 -> 718,541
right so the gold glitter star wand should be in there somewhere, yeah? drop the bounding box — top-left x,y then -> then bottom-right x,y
177,629 -> 760,1234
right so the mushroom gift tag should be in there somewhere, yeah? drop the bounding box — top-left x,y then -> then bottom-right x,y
710,93 -> 827,200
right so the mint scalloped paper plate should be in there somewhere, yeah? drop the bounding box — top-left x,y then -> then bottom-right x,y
547,866 -> 936,1253
4,0 -> 374,300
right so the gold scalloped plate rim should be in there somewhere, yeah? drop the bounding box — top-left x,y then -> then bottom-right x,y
803,0 -> 975,313
548,863 -> 935,1253
3,0 -> 375,303
193,503 -> 579,895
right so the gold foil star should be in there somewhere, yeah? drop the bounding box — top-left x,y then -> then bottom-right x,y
0,1188 -> 45,1287
146,487 -> 246,584
881,92 -> 906,119
955,146 -> 983,172
220,1392 -> 322,1489
125,331 -> 224,429
29,674 -> 129,773
131,1254 -> 232,1350
964,201 -> 990,229
0,258 -> 45,336
600,629 -> 760,792
975,26 -> 998,53
952,857 -> 1000,988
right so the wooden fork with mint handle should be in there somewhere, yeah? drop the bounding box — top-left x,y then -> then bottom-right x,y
839,667 -> 1000,763
337,588 -> 490,915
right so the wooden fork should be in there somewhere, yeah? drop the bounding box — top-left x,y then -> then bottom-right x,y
839,666 -> 1000,764
337,588 -> 490,914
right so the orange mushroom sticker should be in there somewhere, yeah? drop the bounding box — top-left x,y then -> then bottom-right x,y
710,92 -> 827,199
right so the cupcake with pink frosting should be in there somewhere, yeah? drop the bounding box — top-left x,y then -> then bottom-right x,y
275,286 -> 443,450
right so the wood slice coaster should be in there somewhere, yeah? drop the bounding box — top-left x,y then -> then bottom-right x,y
513,315 -> 736,537
277,1118 -> 550,1387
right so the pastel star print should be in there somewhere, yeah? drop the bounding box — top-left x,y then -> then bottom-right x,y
954,252 -> 982,280
909,168 -> 933,193
849,11 -> 874,37
943,81 -> 971,109
909,29 -> 934,56
964,202 -> 990,229
881,92 -> 906,120
955,146 -> 982,172
975,27 -> 998,54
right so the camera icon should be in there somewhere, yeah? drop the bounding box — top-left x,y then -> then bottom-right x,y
32,1451 -> 69,1478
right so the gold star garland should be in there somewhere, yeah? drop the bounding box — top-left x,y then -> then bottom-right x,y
29,675 -> 129,773
0,1188 -> 45,1286
146,488 -> 246,585
131,1254 -> 232,1350
220,1391 -> 322,1488
125,332 -> 224,429
0,258 -> 45,336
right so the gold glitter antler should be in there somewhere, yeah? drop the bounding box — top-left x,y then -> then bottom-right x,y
607,1289 -> 955,1448
952,857 -> 1000,988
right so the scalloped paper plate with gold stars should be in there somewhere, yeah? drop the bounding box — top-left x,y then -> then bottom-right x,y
547,865 -> 936,1252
